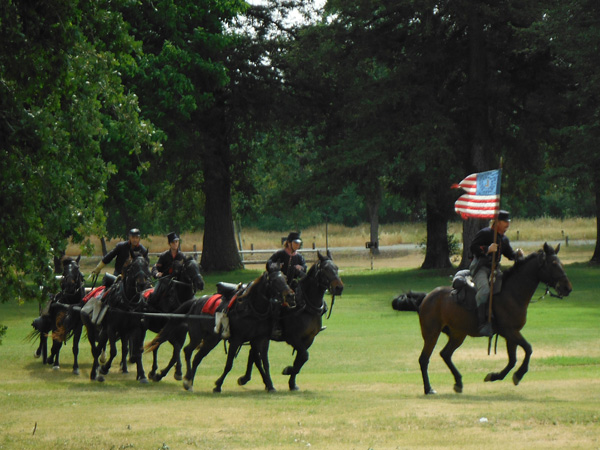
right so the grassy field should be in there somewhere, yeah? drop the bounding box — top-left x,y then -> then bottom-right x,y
0,256 -> 598,449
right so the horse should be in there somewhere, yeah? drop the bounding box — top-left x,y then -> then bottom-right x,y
144,256 -> 205,382
145,263 -> 295,393
81,254 -> 153,382
392,243 -> 572,395
238,250 -> 344,391
31,256 -> 85,374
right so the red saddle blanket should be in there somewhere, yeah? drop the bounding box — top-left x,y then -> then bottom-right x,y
83,286 -> 105,303
202,294 -> 239,315
202,294 -> 223,315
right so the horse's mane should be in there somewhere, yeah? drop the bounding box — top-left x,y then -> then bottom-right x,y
502,250 -> 541,281
236,274 -> 263,299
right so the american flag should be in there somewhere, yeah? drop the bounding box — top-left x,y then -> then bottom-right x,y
451,169 -> 501,219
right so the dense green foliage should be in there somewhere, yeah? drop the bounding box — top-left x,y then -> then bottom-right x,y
1,0 -> 599,302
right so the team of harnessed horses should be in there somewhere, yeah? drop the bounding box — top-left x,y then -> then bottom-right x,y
31,242 -> 572,395
31,250 -> 344,392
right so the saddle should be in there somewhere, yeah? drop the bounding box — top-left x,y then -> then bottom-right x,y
216,282 -> 245,301
451,269 -> 503,311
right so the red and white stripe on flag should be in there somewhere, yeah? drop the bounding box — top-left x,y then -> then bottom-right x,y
451,169 -> 501,219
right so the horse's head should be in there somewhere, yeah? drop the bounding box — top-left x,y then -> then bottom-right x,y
537,243 -> 572,298
266,262 -> 296,307
123,255 -> 152,296
60,255 -> 84,298
180,256 -> 205,293
314,250 -> 344,296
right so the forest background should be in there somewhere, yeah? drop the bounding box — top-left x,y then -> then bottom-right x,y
2,0 -> 600,306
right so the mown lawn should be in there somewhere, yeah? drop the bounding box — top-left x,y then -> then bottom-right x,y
0,262 -> 598,449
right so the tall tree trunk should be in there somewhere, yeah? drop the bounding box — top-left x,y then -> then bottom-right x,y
459,5 -> 494,269
422,202 -> 451,269
200,143 -> 242,272
591,181 -> 600,263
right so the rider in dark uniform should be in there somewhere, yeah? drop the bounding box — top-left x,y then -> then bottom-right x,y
150,232 -> 185,304
91,228 -> 149,277
267,231 -> 307,339
469,210 -> 523,336
152,232 -> 185,278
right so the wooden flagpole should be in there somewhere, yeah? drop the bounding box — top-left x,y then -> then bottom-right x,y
487,158 -> 503,325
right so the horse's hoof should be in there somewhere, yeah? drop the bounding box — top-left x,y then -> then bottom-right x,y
52,366 -> 60,371
183,379 -> 192,391
453,384 -> 463,394
289,385 -> 299,391
73,369 -> 80,376
174,373 -> 182,381
266,386 -> 277,393
99,367 -> 109,376
512,373 -> 521,386
152,374 -> 162,382
97,375 -> 105,383
282,366 -> 293,376
425,389 -> 437,395
138,377 -> 149,384
213,387 -> 222,393
238,376 -> 249,386
484,373 -> 493,382
34,351 -> 41,359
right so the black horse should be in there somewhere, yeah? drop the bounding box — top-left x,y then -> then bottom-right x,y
81,254 -> 152,382
145,263 -> 295,393
31,256 -> 85,374
145,256 -> 205,382
238,251 -> 344,391
393,243 -> 572,394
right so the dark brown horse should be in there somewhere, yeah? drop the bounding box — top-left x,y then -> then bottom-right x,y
393,243 -> 572,395
238,251 -> 344,391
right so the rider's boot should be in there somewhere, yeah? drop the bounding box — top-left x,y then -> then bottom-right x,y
477,304 -> 493,337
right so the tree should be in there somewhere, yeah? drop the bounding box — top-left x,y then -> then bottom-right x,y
0,0 -> 159,303
543,0 -> 600,262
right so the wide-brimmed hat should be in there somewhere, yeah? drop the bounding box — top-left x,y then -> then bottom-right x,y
167,232 -> 180,243
497,210 -> 511,222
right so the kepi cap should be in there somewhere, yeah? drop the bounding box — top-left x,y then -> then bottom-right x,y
497,210 -> 511,222
167,232 -> 180,243
129,228 -> 141,236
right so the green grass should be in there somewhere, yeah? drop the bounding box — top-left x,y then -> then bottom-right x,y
0,264 -> 599,449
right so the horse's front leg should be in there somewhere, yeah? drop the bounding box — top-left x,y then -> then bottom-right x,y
484,334 -> 520,383
238,346 -> 257,386
132,329 -> 148,384
251,338 -> 275,392
282,345 -> 309,392
100,333 -> 118,376
214,340 -> 240,393
49,339 -> 62,370
71,323 -> 82,375
511,333 -> 532,385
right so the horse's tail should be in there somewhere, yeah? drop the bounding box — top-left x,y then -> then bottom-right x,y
143,298 -> 197,353
392,291 -> 427,312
